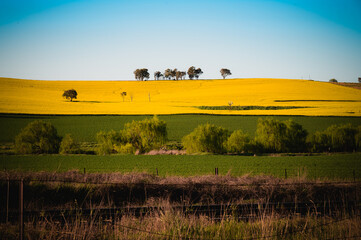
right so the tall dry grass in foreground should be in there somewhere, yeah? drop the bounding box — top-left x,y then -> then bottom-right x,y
1,207 -> 360,239
0,171 -> 360,239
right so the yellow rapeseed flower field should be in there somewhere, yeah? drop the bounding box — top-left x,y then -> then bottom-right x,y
1,77 -> 360,116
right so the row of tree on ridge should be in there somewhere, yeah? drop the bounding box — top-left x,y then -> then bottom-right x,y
134,67 -> 232,81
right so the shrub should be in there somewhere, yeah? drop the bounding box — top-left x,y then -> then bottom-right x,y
114,143 -> 136,154
59,134 -> 81,154
96,130 -> 125,155
182,123 -> 229,154
308,124 -> 359,152
123,116 -> 167,153
329,78 -> 338,83
14,120 -> 61,154
96,116 -> 167,155
226,130 -> 252,154
255,118 -> 307,153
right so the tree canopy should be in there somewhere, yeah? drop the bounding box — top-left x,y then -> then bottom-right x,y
220,68 -> 232,79
134,68 -> 150,81
62,89 -> 78,101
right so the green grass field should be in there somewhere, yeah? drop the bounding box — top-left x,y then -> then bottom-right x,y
1,114 -> 361,142
1,153 -> 360,180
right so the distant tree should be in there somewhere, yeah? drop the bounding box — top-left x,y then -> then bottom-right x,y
220,68 -> 232,79
176,71 -> 186,80
154,71 -> 163,80
195,68 -> 203,79
329,78 -> 338,83
60,134 -> 81,154
171,69 -> 177,80
358,78 -> 361,83
164,69 -> 172,80
14,120 -> 61,154
134,68 -> 150,81
121,92 -> 127,102
62,89 -> 77,102
187,66 -> 196,80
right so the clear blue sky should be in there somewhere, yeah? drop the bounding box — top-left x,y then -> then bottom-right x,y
0,0 -> 360,81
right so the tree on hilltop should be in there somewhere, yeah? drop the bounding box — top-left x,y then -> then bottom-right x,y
134,68 -> 150,81
62,89 -> 78,101
154,71 -> 163,80
329,78 -> 338,83
220,68 -> 232,79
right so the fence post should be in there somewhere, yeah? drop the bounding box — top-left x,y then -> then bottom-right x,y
19,179 -> 24,240
215,168 -> 218,176
353,170 -> 356,182
285,169 -> 287,179
84,168 -> 86,174
6,178 -> 9,223
156,168 -> 158,176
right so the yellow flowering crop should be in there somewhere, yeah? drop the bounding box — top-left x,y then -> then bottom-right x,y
0,77 -> 360,116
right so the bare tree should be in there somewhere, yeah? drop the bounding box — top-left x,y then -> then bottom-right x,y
164,69 -> 172,80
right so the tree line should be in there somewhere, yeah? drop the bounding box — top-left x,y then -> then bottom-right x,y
13,117 -> 361,155
134,67 -> 232,81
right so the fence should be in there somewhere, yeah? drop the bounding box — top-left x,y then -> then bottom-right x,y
1,176 -> 360,240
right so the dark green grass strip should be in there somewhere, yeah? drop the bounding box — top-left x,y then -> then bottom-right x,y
1,114 -> 361,142
1,153 -> 360,180
196,106 -> 309,110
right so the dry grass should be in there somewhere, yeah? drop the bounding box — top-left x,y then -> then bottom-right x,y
1,77 -> 361,116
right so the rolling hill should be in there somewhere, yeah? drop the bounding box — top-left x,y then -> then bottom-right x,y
0,77 -> 360,116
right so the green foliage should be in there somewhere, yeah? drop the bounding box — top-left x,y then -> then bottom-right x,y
255,118 -> 307,153
329,78 -> 338,83
123,116 -> 167,153
226,130 -> 252,154
182,123 -> 229,154
96,116 -> 167,155
96,130 -> 125,155
14,120 -> 61,154
59,134 -> 81,154
308,124 -> 359,152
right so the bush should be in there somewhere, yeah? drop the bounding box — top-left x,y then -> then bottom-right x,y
182,123 -> 229,154
255,118 -> 307,153
96,116 -> 167,155
308,124 -> 360,152
329,78 -> 338,83
96,130 -> 125,155
59,134 -> 81,154
226,130 -> 252,154
14,120 -> 61,154
123,116 -> 167,153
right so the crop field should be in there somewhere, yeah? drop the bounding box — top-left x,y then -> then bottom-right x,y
1,153 -> 360,180
1,77 -> 361,116
1,114 -> 361,143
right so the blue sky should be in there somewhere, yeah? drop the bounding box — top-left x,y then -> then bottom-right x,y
0,0 -> 360,81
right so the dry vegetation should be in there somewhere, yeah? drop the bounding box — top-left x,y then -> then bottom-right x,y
1,171 -> 360,239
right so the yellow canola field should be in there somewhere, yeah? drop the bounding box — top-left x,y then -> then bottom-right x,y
0,77 -> 361,116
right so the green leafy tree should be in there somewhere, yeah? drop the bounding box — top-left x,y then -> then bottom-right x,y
255,118 -> 307,153
62,89 -> 78,101
60,134 -> 81,154
15,120 -> 61,154
226,130 -> 252,154
124,116 -> 167,153
195,68 -> 203,79
220,68 -> 232,79
329,78 -> 338,83
182,123 -> 229,154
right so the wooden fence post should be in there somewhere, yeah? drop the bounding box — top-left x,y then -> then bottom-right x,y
19,179 -> 24,240
6,178 -> 9,223
156,168 -> 158,176
285,169 -> 287,179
